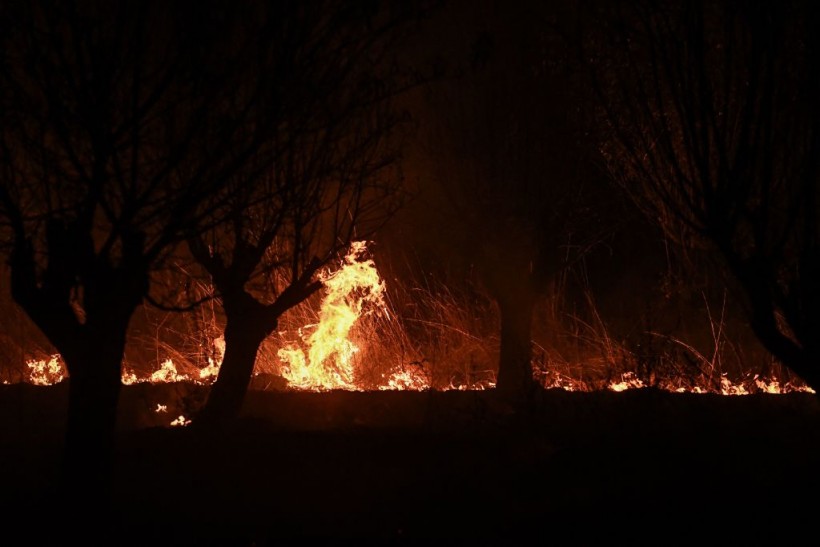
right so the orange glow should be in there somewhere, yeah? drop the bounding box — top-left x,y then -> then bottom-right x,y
150,359 -> 190,383
26,355 -> 66,386
199,335 -> 225,381
122,351 -> 222,387
8,241 -> 816,398
279,241 -> 386,390
379,368 -> 430,391
170,415 -> 191,427
608,372 -> 646,392
122,369 -> 140,385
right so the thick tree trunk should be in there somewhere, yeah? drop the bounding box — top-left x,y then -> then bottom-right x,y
196,312 -> 271,425
9,245 -> 147,527
753,327 -> 820,393
495,292 -> 537,402
746,300 -> 820,394
187,234 -> 324,426
727,254 -> 820,395
61,344 -> 124,497
53,325 -> 130,544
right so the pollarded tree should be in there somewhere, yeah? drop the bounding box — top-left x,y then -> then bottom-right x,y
0,0 -> 284,504
415,2 -> 606,403
186,1 -> 426,425
588,0 -> 820,392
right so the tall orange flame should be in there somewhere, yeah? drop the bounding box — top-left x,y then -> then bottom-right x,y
7,239 -> 815,396
279,241 -> 385,390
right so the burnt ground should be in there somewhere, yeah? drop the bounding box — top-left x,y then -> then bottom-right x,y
3,383 -> 820,545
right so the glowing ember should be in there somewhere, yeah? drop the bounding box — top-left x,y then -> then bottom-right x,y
26,355 -> 66,386
279,241 -> 386,390
676,386 -> 708,394
608,372 -> 646,392
170,415 -> 191,427
155,404 -> 168,413
122,353 -> 221,386
150,359 -> 190,383
539,371 -> 585,392
721,374 -> 814,396
122,370 -> 140,385
199,335 -> 225,381
720,374 -> 749,396
379,368 -> 430,391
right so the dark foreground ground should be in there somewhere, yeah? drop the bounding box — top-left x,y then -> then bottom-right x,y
3,383 -> 820,545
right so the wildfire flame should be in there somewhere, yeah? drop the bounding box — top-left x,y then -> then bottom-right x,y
608,372 -> 645,392
150,359 -> 189,383
199,335 -> 225,381
26,355 -> 66,386
379,367 -> 431,391
279,241 -> 388,390
122,337 -> 225,387
7,241 -> 815,397
170,415 -> 191,427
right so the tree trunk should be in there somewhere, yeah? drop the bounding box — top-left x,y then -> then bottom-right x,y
495,291 -> 537,402
55,331 -> 128,542
746,299 -> 820,394
8,237 -> 147,539
728,255 -> 820,394
61,344 -> 123,491
196,312 -> 271,425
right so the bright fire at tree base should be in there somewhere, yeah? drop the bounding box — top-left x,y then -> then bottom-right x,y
12,241 -> 815,416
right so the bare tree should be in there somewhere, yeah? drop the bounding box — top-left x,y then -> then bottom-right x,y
0,0 -> 281,506
415,3 -> 604,403
588,0 -> 820,392
181,1 -> 427,424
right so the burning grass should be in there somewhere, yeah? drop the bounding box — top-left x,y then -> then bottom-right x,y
3,241 -> 814,396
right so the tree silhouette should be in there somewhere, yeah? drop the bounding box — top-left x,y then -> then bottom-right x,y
180,2 -> 427,425
416,4 -> 604,403
0,0 -> 282,507
589,0 -> 820,391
